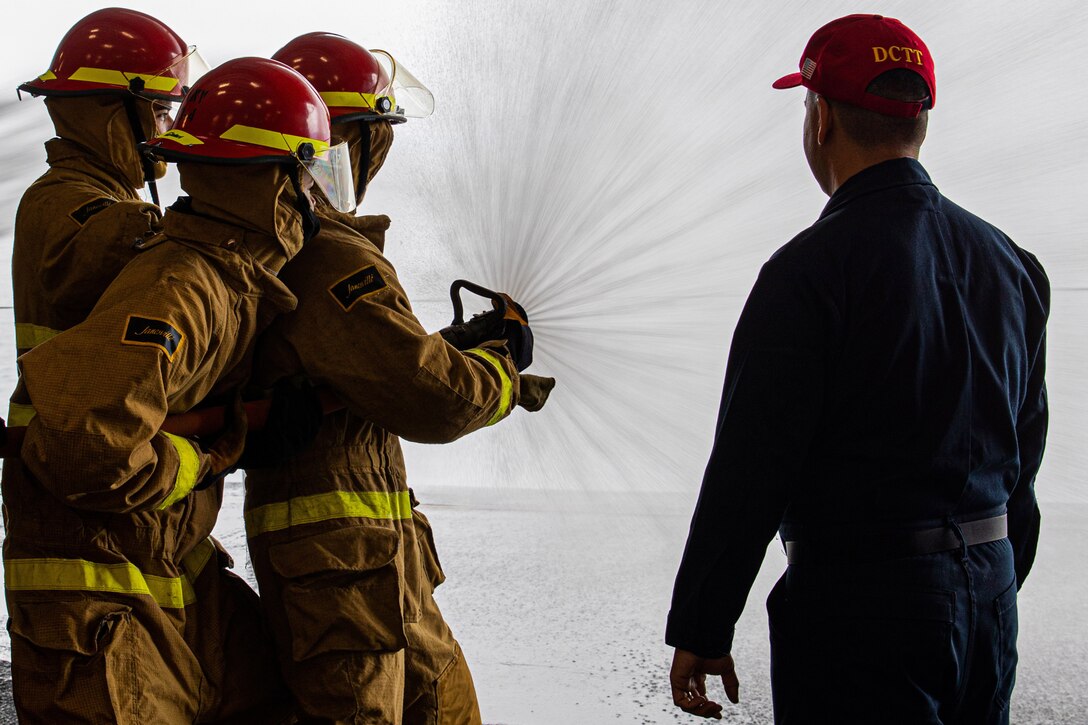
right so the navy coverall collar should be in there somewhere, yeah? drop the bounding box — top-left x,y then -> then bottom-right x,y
820,157 -> 935,219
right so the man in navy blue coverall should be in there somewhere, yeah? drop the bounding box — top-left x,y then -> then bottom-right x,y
665,15 -> 1048,724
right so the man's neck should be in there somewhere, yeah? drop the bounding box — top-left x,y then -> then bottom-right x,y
826,147 -> 919,196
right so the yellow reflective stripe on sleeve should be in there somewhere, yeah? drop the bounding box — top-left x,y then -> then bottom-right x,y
68,67 -> 179,92
219,124 -> 330,155
465,348 -> 513,426
15,323 -> 61,350
7,403 -> 36,426
158,432 -> 202,510
320,91 -> 379,109
5,557 -> 195,609
245,490 -> 413,538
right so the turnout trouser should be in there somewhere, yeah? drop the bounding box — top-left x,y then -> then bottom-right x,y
246,497 -> 482,725
6,537 -> 292,724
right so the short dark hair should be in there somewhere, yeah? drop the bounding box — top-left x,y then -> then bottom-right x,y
831,69 -> 930,149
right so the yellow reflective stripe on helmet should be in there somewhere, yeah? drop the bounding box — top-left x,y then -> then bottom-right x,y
245,490 -> 413,538
5,557 -> 196,609
15,323 -> 61,350
8,403 -> 36,426
320,91 -> 380,109
158,432 -> 202,510
219,124 -> 330,155
38,71 -> 57,81
68,67 -> 180,92
466,348 -> 513,426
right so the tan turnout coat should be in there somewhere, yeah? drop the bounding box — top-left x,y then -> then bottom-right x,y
3,164 -> 304,723
244,209 -> 518,724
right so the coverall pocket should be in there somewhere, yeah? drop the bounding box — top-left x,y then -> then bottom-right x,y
269,524 -> 408,661
9,597 -> 199,724
992,579 -> 1019,711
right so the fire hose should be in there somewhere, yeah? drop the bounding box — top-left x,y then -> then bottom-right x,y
0,388 -> 345,460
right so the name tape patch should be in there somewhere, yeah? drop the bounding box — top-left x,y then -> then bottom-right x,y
121,315 -> 185,360
329,265 -> 387,311
69,198 -> 116,225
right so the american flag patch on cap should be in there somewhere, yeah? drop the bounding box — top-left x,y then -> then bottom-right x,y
801,58 -> 817,79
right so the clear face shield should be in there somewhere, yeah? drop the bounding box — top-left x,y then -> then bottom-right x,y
133,46 -> 212,101
372,50 -> 435,119
301,141 -> 356,213
177,47 -> 212,93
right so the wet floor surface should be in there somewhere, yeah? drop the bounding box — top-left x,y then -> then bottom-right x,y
0,488 -> 1083,723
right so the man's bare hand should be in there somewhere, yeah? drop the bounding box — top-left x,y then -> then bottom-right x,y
669,648 -> 740,719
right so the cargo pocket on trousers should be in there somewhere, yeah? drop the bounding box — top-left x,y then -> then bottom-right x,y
993,579 -> 1019,711
269,525 -> 408,662
9,599 -> 140,723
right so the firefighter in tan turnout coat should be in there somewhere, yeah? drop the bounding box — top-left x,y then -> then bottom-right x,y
2,56 -> 350,723
242,33 -> 552,724
9,7 -> 206,408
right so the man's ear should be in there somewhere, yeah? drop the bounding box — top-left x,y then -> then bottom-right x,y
816,95 -> 832,146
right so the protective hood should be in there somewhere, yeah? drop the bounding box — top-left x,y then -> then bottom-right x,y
177,162 -> 309,270
336,120 -> 394,206
44,95 -> 161,191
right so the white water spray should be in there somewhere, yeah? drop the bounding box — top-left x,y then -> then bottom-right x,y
364,0 -> 1088,503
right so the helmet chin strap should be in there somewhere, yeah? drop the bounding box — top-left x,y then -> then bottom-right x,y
290,165 -> 322,244
123,82 -> 160,206
355,120 -> 372,205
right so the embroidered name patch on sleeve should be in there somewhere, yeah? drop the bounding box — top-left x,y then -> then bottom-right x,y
69,198 -> 116,225
329,265 -> 387,311
121,315 -> 186,361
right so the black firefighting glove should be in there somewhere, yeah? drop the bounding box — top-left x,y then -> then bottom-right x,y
236,376 -> 324,470
517,375 -> 555,412
439,308 -> 506,351
440,293 -> 534,371
498,294 -> 534,372
196,393 -> 248,489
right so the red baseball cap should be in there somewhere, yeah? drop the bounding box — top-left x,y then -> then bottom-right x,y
772,14 -> 935,118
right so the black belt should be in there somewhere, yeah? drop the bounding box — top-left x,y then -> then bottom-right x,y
784,514 -> 1008,566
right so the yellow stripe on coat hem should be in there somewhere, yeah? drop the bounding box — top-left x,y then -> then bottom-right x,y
245,489 -> 413,538
5,557 -> 196,609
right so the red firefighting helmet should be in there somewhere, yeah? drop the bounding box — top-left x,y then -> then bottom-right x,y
144,57 -> 355,212
19,7 -> 208,102
272,32 -> 434,123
